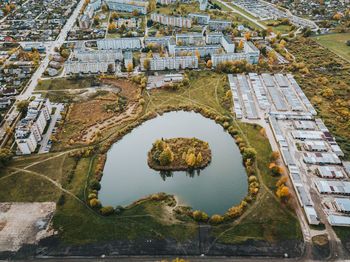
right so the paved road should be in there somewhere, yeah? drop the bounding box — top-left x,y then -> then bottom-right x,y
38,103 -> 63,154
0,0 -> 85,147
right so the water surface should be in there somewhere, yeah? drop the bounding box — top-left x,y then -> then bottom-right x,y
99,111 -> 248,215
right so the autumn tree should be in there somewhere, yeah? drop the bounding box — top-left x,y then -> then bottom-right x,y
16,100 -> 30,116
0,148 -> 13,168
143,59 -> 151,71
193,210 -> 209,222
277,186 -> 290,199
209,214 -> 223,225
333,13 -> 342,20
107,64 -> 114,73
238,39 -> 244,50
242,147 -> 257,161
270,151 -> 280,162
159,147 -> 174,166
196,152 -> 202,165
225,90 -> 232,100
206,60 -> 212,68
126,62 -> 133,72
131,9 -> 138,17
111,11 -> 118,19
186,153 -> 196,167
108,22 -> 116,33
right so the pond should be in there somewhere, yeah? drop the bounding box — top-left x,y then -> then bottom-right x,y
99,111 -> 248,216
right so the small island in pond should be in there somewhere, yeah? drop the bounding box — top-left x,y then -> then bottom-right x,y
148,137 -> 212,171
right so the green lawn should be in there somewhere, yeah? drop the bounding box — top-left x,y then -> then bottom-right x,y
260,20 -> 291,34
37,78 -> 92,91
312,32 -> 350,62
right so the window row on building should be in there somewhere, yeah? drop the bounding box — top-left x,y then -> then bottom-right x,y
140,56 -> 198,71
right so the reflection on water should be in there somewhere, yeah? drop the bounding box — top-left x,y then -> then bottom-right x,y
159,169 -> 201,181
99,111 -> 248,216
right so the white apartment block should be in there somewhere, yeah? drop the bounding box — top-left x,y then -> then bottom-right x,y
105,0 -> 147,14
140,56 -> 198,71
65,61 -> 115,74
208,19 -> 231,31
211,41 -> 259,66
151,14 -> 192,28
145,36 -> 174,49
221,35 -> 235,53
74,50 -> 123,62
170,44 -> 220,57
206,33 -> 223,44
97,38 -> 141,50
15,98 -> 52,155
175,33 -> 204,45
156,0 -> 173,5
188,13 -> 210,24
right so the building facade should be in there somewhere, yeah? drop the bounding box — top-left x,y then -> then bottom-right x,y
105,0 -> 147,14
175,33 -> 203,45
188,13 -> 210,24
97,38 -> 141,50
140,55 -> 198,71
151,14 -> 192,28
208,19 -> 231,31
65,61 -> 115,74
15,98 -> 52,155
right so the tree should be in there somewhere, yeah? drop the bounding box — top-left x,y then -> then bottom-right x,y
346,40 -> 350,47
280,39 -> 286,47
270,164 -> 285,176
186,153 -> 196,167
16,100 -> 30,116
126,62 -> 133,72
143,59 -> 151,71
147,50 -> 153,58
111,11 -> 118,19
243,32 -> 251,40
0,148 -> 13,167
206,60 -> 212,68
93,15 -> 100,25
209,214 -> 223,225
196,152 -> 203,165
193,210 -> 209,222
270,151 -> 280,162
107,64 -> 114,73
333,13 -> 342,20
90,180 -> 101,190
225,90 -> 232,99
101,206 -> 114,215
131,9 -> 138,17
242,147 -> 257,161
108,22 -> 116,33
89,198 -> 102,208
159,147 -> 173,166
102,3 -> 108,11
238,39 -> 244,50
61,49 -> 69,58
277,186 -> 290,199
151,1 -> 156,9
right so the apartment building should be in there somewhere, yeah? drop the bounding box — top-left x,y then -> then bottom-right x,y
74,50 -> 123,62
140,55 -> 198,71
65,61 -> 115,74
188,13 -> 210,24
206,32 -> 223,44
15,98 -> 52,155
151,14 -> 192,28
175,33 -> 203,45
208,19 -> 231,31
144,36 -> 174,49
105,0 -> 147,14
97,38 -> 141,50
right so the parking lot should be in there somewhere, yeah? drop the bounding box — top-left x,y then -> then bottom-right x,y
38,103 -> 63,154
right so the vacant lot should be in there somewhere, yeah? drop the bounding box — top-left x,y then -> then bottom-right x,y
37,78 -> 94,91
312,32 -> 350,62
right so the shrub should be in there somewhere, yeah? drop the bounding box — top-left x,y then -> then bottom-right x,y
57,194 -> 65,206
88,193 -> 97,199
89,198 -> 102,208
242,147 -> 257,161
101,206 -> 114,216
90,180 -> 101,190
193,210 -> 209,222
209,214 -> 224,225
115,205 -> 124,214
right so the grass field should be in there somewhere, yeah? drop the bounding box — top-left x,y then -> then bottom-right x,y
0,71 -> 302,245
37,78 -> 93,91
312,32 -> 350,62
260,20 -> 291,34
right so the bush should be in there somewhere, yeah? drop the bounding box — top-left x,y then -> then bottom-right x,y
242,147 -> 257,161
101,206 -> 114,216
89,198 -> 102,208
57,194 -> 65,206
209,214 -> 224,225
88,193 -> 97,199
90,180 -> 101,190
193,210 -> 209,222
115,205 -> 124,214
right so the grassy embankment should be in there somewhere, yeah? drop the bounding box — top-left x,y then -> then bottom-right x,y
312,32 -> 350,62
0,71 -> 301,245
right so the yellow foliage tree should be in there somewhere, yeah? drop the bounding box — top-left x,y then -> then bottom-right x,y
238,39 -> 244,49
186,153 -> 196,167
206,60 -> 212,68
126,62 -> 133,72
196,152 -> 203,165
